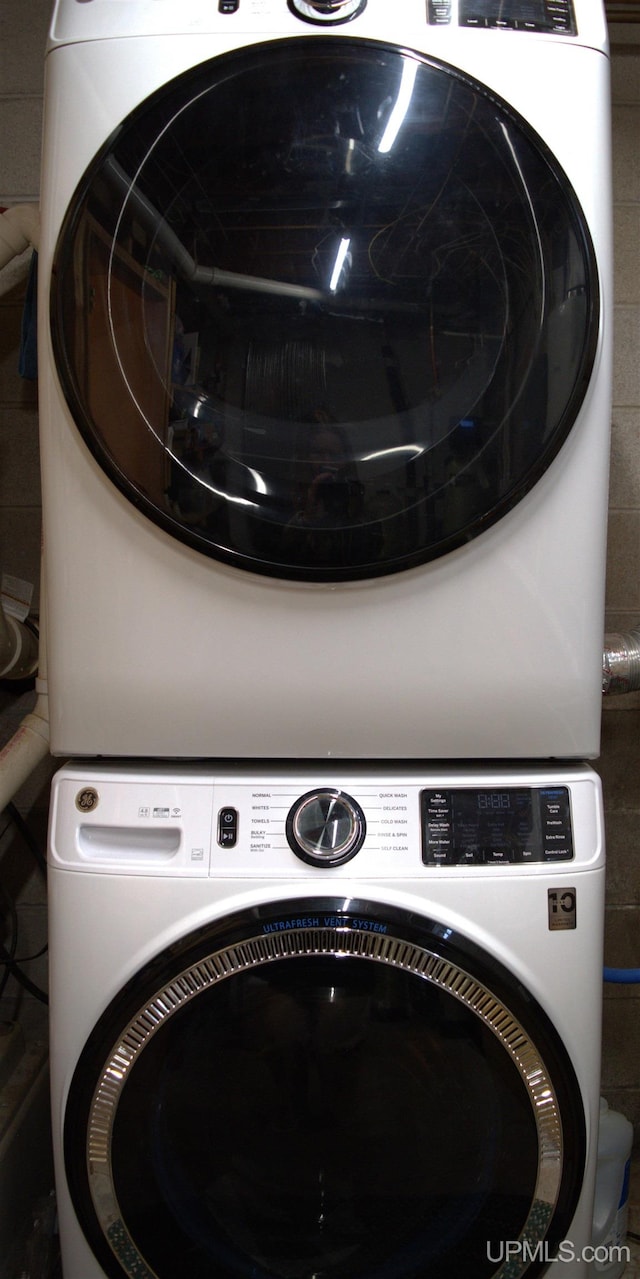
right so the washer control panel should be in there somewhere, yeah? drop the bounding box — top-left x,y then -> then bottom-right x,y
50,767 -> 600,879
429,0 -> 576,31
421,786 -> 573,865
49,0 -> 604,47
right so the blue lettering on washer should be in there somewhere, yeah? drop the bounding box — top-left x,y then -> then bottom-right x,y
262,919 -> 320,933
323,917 -> 388,933
262,918 -> 388,934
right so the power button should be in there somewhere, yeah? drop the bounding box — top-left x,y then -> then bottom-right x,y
218,807 -> 238,847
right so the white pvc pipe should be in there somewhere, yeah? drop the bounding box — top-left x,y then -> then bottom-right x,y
0,697 -> 50,813
0,573 -> 50,814
0,603 -> 39,680
0,603 -> 12,671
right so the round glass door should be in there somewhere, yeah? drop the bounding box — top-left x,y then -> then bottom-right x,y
52,38 -> 598,581
65,900 -> 585,1279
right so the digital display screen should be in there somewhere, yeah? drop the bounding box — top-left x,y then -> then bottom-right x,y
477,792 -> 512,810
461,0 -> 545,16
447,789 -> 533,857
462,0 -> 546,16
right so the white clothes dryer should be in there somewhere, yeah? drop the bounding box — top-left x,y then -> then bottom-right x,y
48,758 -> 605,1279
38,0 -> 612,761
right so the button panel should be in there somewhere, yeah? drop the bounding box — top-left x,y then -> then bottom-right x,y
455,0 -> 577,34
205,778 -> 585,875
218,806 -> 239,847
428,0 -> 452,23
421,787 -> 574,865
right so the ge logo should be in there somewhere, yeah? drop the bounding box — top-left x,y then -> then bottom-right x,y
76,787 -> 99,813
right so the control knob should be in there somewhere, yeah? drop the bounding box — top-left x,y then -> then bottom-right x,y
286,789 -> 366,866
288,0 -> 367,24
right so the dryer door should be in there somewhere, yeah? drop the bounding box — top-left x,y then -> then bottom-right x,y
52,38 -> 598,581
64,900 -> 586,1279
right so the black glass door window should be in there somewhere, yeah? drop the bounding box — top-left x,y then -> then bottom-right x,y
64,902 -> 585,1279
53,39 -> 598,580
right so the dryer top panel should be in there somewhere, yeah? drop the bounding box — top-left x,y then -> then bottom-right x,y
47,0 -> 608,54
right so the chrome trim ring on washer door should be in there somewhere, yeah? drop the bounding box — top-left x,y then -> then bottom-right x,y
72,913 -> 576,1279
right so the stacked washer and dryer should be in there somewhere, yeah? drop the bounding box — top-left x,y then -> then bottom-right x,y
38,1 -> 613,1276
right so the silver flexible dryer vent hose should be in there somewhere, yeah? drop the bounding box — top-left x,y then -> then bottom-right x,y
603,625 -> 640,696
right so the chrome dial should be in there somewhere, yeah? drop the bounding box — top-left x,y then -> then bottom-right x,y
286,789 -> 366,866
288,0 -> 367,24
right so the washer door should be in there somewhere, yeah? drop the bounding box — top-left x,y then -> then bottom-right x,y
52,38 -> 598,582
64,900 -> 585,1279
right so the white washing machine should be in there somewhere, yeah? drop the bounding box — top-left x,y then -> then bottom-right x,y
38,0 -> 612,762
48,759 -> 605,1279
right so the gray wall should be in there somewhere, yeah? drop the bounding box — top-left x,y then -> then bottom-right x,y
0,6 -> 639,1138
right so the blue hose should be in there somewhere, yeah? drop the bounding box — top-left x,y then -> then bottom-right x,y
603,967 -> 640,984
